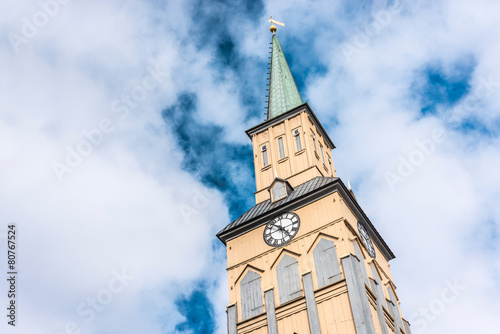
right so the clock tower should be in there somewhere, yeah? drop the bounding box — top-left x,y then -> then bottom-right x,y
217,22 -> 412,334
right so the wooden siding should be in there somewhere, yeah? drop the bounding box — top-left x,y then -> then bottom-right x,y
252,110 -> 334,203
225,189 -> 408,334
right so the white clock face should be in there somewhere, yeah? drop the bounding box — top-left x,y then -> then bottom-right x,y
358,221 -> 376,258
263,212 -> 300,247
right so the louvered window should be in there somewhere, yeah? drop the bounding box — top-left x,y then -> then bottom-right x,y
240,270 -> 264,320
313,238 -> 341,288
276,254 -> 302,304
272,182 -> 287,201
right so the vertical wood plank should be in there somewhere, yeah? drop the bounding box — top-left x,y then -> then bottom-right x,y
342,255 -> 376,334
353,242 -> 370,287
387,286 -> 404,333
265,288 -> 279,334
303,272 -> 322,334
369,265 -> 390,334
227,304 -> 237,334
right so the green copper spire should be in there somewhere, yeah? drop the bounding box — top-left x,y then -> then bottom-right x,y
267,33 -> 303,120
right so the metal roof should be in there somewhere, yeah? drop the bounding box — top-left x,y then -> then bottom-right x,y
267,33 -> 303,120
217,177 -> 338,236
216,176 -> 396,261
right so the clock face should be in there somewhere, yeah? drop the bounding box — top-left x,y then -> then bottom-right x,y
358,221 -> 376,258
263,212 -> 300,247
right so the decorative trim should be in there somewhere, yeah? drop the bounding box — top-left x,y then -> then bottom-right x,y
306,232 -> 339,254
369,259 -> 386,283
294,148 -> 305,156
261,164 -> 272,172
234,264 -> 264,284
270,248 -> 302,269
245,103 -> 336,150
227,217 -> 344,271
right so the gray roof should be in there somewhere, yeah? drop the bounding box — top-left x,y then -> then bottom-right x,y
217,176 -> 395,260
217,177 -> 338,236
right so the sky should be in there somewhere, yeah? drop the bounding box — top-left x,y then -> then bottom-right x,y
0,0 -> 499,333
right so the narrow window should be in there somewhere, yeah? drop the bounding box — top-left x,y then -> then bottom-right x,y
320,143 -> 326,164
328,158 -> 334,176
261,145 -> 268,167
240,270 -> 264,320
278,137 -> 285,159
313,238 -> 341,288
311,132 -> 317,153
276,254 -> 302,304
293,129 -> 302,151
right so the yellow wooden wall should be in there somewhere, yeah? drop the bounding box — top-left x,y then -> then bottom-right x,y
226,189 -> 407,333
251,109 -> 335,204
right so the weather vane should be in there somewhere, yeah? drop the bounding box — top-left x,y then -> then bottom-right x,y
268,16 -> 285,34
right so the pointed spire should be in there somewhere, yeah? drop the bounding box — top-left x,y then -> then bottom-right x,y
267,33 -> 303,120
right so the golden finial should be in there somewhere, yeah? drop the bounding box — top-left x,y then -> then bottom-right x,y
268,16 -> 285,34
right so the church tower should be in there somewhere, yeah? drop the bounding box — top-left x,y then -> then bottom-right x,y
217,21 -> 412,334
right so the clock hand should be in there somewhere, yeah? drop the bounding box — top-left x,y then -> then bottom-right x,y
271,225 -> 282,232
281,228 -> 290,237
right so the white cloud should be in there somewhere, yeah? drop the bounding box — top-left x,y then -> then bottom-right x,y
299,0 -> 500,332
0,0 -> 231,333
0,0 -> 499,333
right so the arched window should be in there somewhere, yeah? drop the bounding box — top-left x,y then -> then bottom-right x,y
313,238 -> 341,288
276,254 -> 302,304
240,270 -> 263,320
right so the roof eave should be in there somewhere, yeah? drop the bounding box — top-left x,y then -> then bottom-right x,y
246,102 -> 336,150
216,177 -> 395,261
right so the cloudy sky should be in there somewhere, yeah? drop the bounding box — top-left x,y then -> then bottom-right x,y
1,0 -> 499,333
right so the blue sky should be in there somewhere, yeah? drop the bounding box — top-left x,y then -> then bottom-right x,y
0,0 -> 499,333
